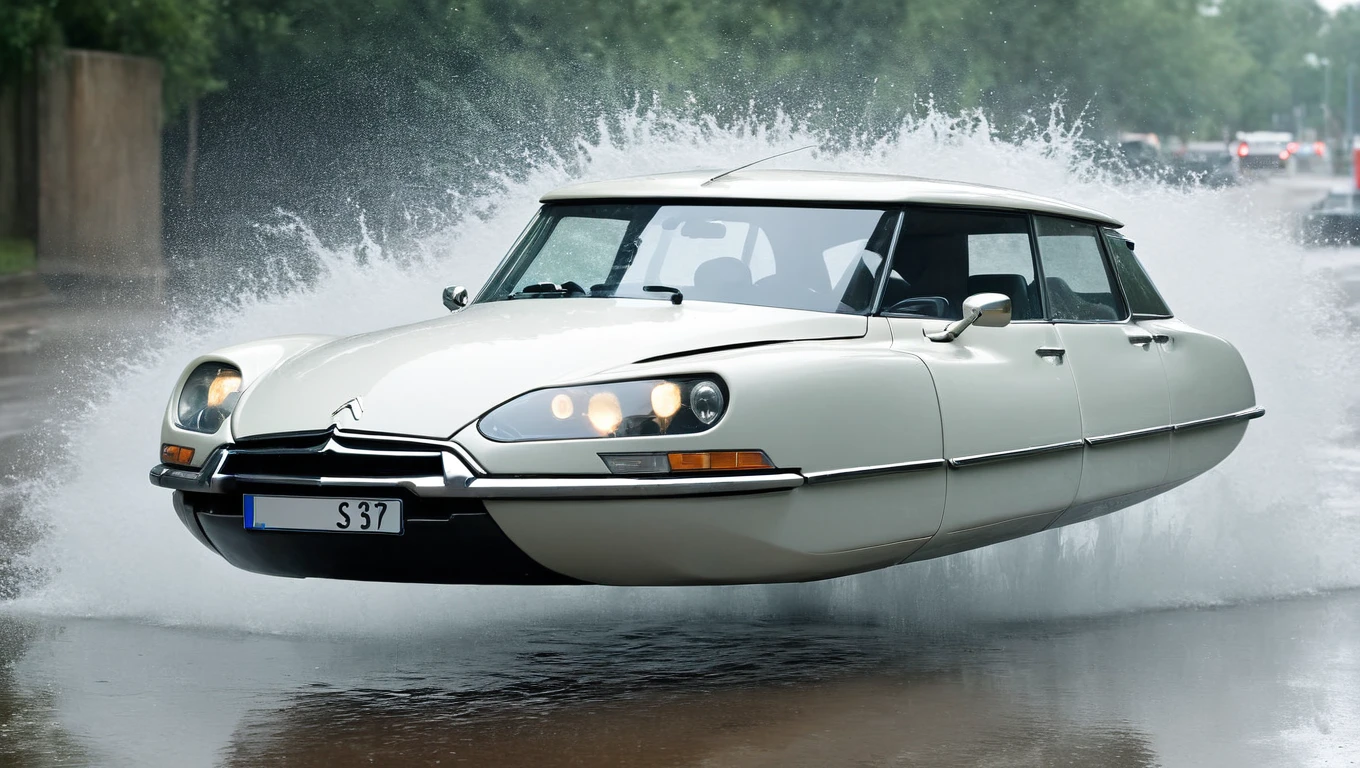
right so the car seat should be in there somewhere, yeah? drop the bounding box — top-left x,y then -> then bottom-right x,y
693,257 -> 753,303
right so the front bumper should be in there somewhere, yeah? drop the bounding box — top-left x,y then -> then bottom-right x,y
173,490 -> 582,584
153,429 -> 812,584
150,430 -> 806,500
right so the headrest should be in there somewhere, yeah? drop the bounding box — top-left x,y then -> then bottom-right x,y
693,258 -> 752,301
968,273 -> 1031,319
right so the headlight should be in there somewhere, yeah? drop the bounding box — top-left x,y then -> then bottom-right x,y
479,376 -> 728,442
176,362 -> 243,434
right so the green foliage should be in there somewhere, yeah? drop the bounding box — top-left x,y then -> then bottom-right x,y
0,0 -> 221,115
4,0 -> 1354,132
0,1 -> 59,78
0,238 -> 35,275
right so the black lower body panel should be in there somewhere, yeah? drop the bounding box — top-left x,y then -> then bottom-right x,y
173,490 -> 583,585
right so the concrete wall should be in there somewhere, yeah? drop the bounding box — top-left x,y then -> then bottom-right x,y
0,78 -> 38,242
35,50 -> 164,284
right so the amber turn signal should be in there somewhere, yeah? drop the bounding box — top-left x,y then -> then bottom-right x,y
161,444 -> 195,465
668,451 -> 772,472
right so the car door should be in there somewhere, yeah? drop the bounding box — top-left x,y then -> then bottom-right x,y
1033,217 -> 1172,528
882,207 -> 1084,560
1102,231 -> 1258,486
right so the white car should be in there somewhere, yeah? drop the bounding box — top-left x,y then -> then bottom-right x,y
150,170 -> 1263,586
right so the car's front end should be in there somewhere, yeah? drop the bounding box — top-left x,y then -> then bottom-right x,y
151,195 -> 951,585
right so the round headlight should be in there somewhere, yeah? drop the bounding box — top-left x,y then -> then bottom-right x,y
689,381 -> 724,425
650,381 -> 682,419
587,392 -> 623,435
176,363 -> 243,434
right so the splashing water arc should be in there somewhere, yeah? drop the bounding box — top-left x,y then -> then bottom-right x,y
9,108 -> 1359,633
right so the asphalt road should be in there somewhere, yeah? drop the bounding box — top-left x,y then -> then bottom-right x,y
0,173 -> 1358,767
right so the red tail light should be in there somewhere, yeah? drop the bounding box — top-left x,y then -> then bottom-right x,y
1287,141 -> 1299,154
1279,150 -> 1291,161
1236,143 -> 1250,157
1315,141 -> 1327,155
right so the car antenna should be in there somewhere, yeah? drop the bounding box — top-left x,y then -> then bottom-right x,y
701,144 -> 817,186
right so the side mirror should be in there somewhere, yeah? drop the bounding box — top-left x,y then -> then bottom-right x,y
442,285 -> 468,312
926,292 -> 1011,342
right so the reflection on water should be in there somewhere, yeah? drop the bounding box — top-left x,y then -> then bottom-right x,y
3,590 -> 1357,767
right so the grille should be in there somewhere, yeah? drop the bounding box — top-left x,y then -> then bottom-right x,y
221,432 -> 447,479
221,450 -> 444,478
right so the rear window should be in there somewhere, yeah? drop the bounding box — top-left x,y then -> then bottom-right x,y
1102,231 -> 1172,318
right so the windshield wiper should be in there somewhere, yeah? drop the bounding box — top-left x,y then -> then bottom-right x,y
643,284 -> 684,305
510,281 -> 587,299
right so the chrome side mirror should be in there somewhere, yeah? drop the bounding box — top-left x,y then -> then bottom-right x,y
442,285 -> 468,312
926,292 -> 1011,342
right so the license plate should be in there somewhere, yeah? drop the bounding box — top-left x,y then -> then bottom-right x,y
244,495 -> 403,535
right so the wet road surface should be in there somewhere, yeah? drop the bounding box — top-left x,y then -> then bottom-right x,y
2,592 -> 1359,767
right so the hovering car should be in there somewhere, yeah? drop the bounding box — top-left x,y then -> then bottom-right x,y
1301,187 -> 1360,245
150,170 -> 1263,586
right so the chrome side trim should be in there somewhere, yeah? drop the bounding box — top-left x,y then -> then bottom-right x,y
466,473 -> 806,499
948,439 -> 1085,469
1172,406 -> 1265,433
804,459 -> 945,485
153,408 -> 1267,498
1084,424 -> 1174,447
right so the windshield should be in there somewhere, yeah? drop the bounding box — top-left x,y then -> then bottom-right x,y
478,203 -> 900,314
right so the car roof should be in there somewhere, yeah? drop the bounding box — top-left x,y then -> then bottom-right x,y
541,169 -> 1124,227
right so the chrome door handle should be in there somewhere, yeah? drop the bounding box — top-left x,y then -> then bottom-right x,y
1035,346 -> 1065,359
1127,332 -> 1154,346
1152,334 -> 1170,344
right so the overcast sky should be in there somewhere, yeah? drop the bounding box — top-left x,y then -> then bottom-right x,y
1322,0 -> 1358,11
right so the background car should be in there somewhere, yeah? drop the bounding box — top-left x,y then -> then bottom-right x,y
1234,130 -> 1294,174
1301,186 -> 1360,244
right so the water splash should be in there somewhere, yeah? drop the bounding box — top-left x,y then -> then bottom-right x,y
4,106 -> 1357,633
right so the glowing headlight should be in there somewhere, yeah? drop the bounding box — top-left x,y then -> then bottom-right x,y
479,376 -> 728,442
176,362 -> 243,434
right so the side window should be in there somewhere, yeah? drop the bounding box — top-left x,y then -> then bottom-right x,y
1102,231 -> 1172,317
883,208 -> 1042,321
1034,216 -> 1126,322
517,216 -> 629,290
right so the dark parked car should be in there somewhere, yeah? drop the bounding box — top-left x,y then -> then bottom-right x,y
1301,189 -> 1360,245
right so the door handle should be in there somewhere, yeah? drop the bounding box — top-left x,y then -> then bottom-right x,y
1035,346 -> 1065,359
1127,331 -> 1171,346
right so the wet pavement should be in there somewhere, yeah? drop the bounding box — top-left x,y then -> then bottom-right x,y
1,592 -> 1357,766
2,173 -> 1360,767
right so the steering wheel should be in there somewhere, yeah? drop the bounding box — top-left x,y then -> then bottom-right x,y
884,296 -> 952,318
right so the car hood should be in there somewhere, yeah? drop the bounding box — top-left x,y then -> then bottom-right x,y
232,298 -> 867,440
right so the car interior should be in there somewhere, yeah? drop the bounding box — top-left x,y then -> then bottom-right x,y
880,209 -> 1121,322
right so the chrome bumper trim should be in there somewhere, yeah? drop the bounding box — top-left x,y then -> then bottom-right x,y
803,458 -> 945,485
151,466 -> 804,500
948,439 -> 1085,469
466,473 -> 806,499
151,439 -> 805,499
